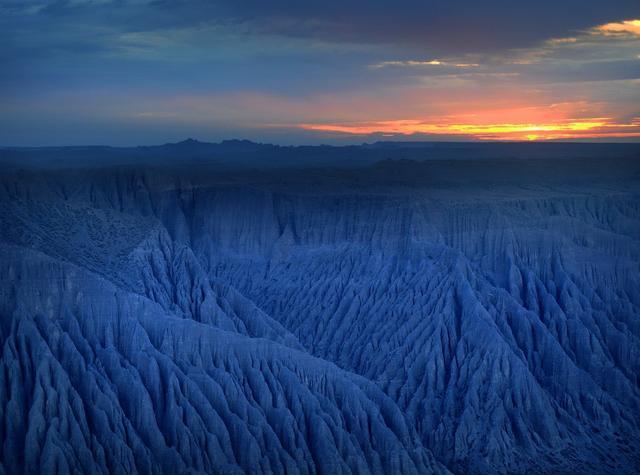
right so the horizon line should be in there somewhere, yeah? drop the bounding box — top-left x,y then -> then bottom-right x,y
3,137 -> 640,150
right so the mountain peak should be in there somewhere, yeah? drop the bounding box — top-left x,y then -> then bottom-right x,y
175,138 -> 205,146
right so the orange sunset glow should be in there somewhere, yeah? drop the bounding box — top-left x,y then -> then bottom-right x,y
299,117 -> 640,141
595,19 -> 640,36
290,17 -> 640,143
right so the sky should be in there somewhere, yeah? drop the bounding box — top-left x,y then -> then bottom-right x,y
1,0 -> 639,145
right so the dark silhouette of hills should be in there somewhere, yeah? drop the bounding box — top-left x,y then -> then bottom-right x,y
1,139 -> 639,171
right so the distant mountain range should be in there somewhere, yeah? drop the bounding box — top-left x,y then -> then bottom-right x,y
1,139 -> 639,171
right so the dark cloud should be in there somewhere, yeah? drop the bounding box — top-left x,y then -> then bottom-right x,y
217,0 -> 640,51
6,0 -> 640,53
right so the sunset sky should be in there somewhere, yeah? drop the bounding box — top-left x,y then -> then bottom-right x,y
1,0 -> 639,145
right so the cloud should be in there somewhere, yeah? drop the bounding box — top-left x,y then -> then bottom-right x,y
371,59 -> 479,69
148,1 -> 640,52
595,19 -> 640,37
3,0 -> 640,54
